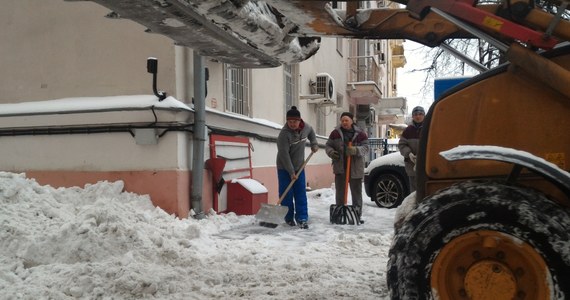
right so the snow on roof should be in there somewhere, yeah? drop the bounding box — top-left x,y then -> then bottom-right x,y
204,106 -> 282,130
0,95 -> 320,139
0,95 -> 191,117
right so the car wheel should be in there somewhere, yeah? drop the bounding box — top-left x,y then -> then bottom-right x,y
371,174 -> 404,208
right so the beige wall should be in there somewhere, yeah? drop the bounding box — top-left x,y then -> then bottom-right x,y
200,37 -> 350,134
0,1 -> 384,217
298,38 -> 350,132
251,67 -> 287,123
0,0 -> 176,102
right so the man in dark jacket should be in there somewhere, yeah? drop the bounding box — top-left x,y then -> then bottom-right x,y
398,106 -> 425,192
276,106 -> 318,229
325,112 -> 369,223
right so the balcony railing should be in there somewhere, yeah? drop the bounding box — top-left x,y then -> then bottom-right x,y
347,55 -> 381,86
346,55 -> 383,105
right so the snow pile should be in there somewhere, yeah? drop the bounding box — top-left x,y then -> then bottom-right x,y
0,172 -> 395,299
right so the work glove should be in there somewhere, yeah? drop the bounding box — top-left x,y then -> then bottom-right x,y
409,153 -> 417,164
311,145 -> 319,153
345,146 -> 357,156
330,150 -> 340,160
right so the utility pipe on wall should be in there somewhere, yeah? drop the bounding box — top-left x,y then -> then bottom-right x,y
191,52 -> 207,219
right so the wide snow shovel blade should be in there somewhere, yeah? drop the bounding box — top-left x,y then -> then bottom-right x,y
256,204 -> 289,228
255,152 -> 314,228
329,142 -> 360,225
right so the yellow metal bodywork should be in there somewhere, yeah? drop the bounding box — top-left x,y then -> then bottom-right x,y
421,49 -> 570,207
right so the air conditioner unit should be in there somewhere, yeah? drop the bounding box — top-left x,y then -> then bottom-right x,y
316,73 -> 336,105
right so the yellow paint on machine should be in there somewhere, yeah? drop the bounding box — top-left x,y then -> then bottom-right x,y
483,16 -> 503,31
545,152 -> 566,169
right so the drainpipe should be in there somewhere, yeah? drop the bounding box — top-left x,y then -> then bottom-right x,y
191,52 -> 207,219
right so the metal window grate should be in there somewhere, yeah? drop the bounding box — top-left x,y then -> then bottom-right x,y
225,65 -> 250,116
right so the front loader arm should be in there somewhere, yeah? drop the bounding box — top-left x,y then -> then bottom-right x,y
265,1 -> 473,47
280,0 -> 570,50
67,0 -> 570,67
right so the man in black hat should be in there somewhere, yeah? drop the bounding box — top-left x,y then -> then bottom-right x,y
325,111 -> 369,223
399,106 -> 425,192
276,106 -> 318,229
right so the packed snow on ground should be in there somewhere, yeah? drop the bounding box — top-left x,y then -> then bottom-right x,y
0,172 -> 397,299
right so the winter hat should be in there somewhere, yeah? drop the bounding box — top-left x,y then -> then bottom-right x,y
412,106 -> 425,115
340,111 -> 354,120
286,106 -> 301,120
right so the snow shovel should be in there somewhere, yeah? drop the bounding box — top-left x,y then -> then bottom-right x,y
330,142 -> 360,225
256,152 -> 314,228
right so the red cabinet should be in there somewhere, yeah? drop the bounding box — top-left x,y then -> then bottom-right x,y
227,179 -> 268,215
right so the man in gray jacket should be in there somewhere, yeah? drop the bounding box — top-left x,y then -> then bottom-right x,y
325,112 -> 369,223
276,106 -> 318,229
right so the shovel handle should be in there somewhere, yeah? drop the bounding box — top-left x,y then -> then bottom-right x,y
277,151 -> 315,205
344,142 -> 352,206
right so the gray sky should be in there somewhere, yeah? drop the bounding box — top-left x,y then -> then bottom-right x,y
397,41 -> 433,112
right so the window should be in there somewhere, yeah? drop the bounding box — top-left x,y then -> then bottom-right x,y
224,64 -> 251,116
283,63 -> 298,114
336,38 -> 343,56
316,107 -> 326,136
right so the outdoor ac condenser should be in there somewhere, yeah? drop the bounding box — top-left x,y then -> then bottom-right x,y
316,73 -> 336,105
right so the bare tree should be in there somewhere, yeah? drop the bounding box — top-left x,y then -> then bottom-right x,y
406,0 -> 570,99
403,39 -> 500,102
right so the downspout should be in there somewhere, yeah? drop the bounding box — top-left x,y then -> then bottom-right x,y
191,52 -> 207,219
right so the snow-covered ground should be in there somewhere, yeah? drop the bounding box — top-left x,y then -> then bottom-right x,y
0,172 -> 396,299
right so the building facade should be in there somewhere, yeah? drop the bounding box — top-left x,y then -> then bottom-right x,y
0,0 -> 405,217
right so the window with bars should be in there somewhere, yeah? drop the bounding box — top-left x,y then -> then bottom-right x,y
224,64 -> 250,116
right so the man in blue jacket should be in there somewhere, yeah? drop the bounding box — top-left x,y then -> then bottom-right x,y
276,106 -> 318,229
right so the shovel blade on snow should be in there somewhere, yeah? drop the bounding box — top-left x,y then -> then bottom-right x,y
255,203 -> 289,227
329,204 -> 360,225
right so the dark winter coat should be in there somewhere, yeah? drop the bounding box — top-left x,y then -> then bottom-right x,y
325,124 -> 369,179
398,121 -> 423,176
276,120 -> 318,177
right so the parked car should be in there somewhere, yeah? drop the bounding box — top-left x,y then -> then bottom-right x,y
363,152 -> 410,208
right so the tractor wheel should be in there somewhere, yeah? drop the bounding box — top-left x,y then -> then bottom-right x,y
387,181 -> 570,300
